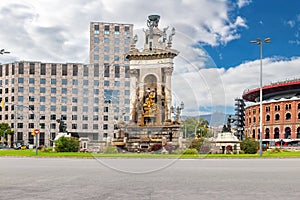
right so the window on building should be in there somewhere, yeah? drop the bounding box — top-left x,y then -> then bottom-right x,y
51,88 -> 56,94
18,63 -> 24,74
73,65 -> 78,76
72,115 -> 77,120
83,65 -> 89,76
83,106 -> 88,112
50,106 -> 56,111
40,78 -> 46,84
104,38 -> 110,43
72,106 -> 77,112
72,88 -> 78,94
286,113 -> 291,120
40,96 -> 45,102
104,46 -> 109,52
93,115 -> 99,121
104,106 -> 109,112
51,64 -> 56,75
103,124 -> 108,130
18,77 -> 24,84
94,55 -> 99,61
275,113 -> 280,121
62,88 -> 67,94
266,114 -> 270,121
94,24 -> 99,34
125,65 -> 130,78
62,64 -> 67,76
72,124 -> 77,129
29,63 -> 35,74
62,79 -> 67,85
51,79 -> 56,85
29,96 -> 34,102
125,81 -> 130,87
72,79 -> 78,85
83,80 -> 89,86
61,106 -> 67,112
94,37 -> 99,43
94,64 -> 99,77
82,115 -> 88,120
40,64 -> 46,75
114,25 -> 120,35
104,25 -> 110,34
72,97 -> 78,103
115,65 -> 120,78
104,63 -> 110,77
50,115 -> 56,120
82,124 -> 88,129
29,78 -> 35,84
29,87 -> 34,93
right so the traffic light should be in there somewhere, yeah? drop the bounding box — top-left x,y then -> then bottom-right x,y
1,100 -> 5,108
31,129 -> 36,136
235,98 -> 245,140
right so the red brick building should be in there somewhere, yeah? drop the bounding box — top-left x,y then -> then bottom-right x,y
242,79 -> 300,146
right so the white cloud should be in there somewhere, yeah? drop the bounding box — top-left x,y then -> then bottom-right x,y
237,0 -> 252,8
3,0 -> 297,117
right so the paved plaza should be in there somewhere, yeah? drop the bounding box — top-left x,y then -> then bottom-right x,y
1,157 -> 300,200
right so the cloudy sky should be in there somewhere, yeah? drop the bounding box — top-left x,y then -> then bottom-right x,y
1,0 -> 300,116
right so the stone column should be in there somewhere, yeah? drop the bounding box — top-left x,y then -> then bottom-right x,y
129,69 -> 138,121
164,67 -> 173,121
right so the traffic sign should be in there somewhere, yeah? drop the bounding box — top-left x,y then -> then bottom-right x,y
34,129 -> 40,135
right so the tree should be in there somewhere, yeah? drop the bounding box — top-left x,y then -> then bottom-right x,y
240,138 -> 259,154
55,136 -> 80,152
0,123 -> 13,138
181,117 -> 210,138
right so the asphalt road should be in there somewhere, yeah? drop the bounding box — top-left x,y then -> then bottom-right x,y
1,157 -> 300,200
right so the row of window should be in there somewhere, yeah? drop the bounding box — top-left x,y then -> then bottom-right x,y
0,104 -> 130,114
94,46 -> 130,54
247,112 -> 300,124
249,103 -> 300,115
93,24 -> 131,35
93,37 -> 131,44
0,63 -> 130,78
13,122 -> 110,130
249,127 -> 300,139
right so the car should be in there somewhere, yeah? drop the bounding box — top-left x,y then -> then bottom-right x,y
14,144 -> 28,150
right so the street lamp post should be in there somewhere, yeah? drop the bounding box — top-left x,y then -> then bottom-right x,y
250,37 -> 271,157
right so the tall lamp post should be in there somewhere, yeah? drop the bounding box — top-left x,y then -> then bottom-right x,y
250,37 -> 271,157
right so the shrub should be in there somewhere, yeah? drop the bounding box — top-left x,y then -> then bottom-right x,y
240,138 -> 259,154
41,147 -> 53,152
103,145 -> 118,154
183,148 -> 199,155
55,136 -> 80,152
270,148 -> 281,153
164,144 -> 177,153
189,138 -> 204,152
149,143 -> 162,152
173,148 -> 185,154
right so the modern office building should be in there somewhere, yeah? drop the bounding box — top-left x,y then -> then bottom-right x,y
0,21 -> 134,147
89,22 -> 133,139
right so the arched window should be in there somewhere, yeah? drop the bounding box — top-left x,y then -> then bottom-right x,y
274,127 -> 280,139
275,114 -> 280,121
298,113 -> 300,120
297,127 -> 300,139
253,117 -> 256,123
252,129 -> 255,139
285,113 -> 291,120
265,128 -> 270,139
285,127 -> 291,139
266,115 -> 270,121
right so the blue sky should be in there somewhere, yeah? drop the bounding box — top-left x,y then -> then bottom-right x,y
205,0 -> 300,68
1,0 -> 300,116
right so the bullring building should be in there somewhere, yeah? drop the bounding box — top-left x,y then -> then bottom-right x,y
243,79 -> 300,147
0,22 -> 133,146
